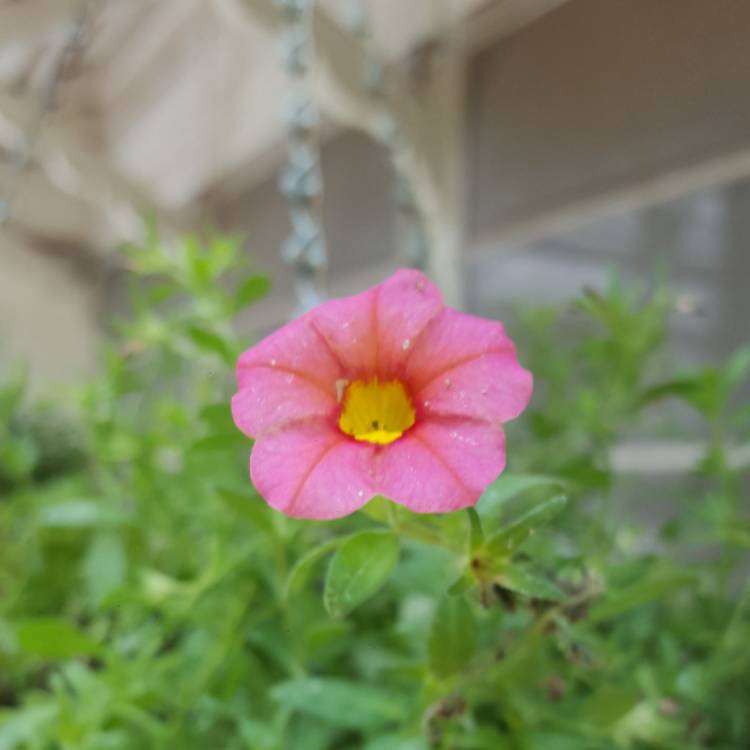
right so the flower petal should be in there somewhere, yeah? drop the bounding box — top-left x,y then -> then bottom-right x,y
311,269 -> 443,378
375,268 -> 443,376
233,316 -> 342,437
372,419 -> 506,513
406,309 -> 532,423
250,420 -> 376,519
232,369 -> 337,438
310,288 -> 378,377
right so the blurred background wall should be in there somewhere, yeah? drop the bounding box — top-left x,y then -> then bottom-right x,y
1,0 -> 749,387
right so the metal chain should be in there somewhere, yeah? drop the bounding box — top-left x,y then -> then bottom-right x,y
275,0 -> 328,314
340,0 -> 429,270
0,1 -> 94,227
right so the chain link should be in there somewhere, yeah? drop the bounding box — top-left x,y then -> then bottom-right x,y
274,0 -> 328,314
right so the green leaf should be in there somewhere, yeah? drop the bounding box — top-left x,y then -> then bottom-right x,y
721,343 -> 750,392
484,495 -> 568,558
216,486 -> 276,534
38,500 -> 128,529
324,531 -> 399,618
285,536 -> 350,599
477,474 -> 566,520
589,571 -> 694,622
234,275 -> 270,311
497,566 -> 564,602
82,532 -> 126,605
187,326 -> 235,364
0,704 -> 57,750
271,677 -> 407,729
428,596 -> 478,677
585,685 -> 640,726
16,619 -> 101,659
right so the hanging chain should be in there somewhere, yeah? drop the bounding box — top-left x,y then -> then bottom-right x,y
340,0 -> 429,270
275,0 -> 328,313
0,1 -> 94,227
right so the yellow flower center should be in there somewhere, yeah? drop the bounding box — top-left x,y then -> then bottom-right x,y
338,377 -> 415,445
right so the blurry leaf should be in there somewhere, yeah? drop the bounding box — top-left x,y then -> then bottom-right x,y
0,704 -> 57,750
0,438 -> 37,481
447,570 -> 475,597
467,507 -> 484,550
216,486 -> 275,534
200,403 -> 237,434
0,370 -> 25,419
188,433 -> 245,456
497,566 -> 564,602
363,737 -> 428,750
38,500 -> 128,529
639,376 -> 703,406
285,536 -> 349,598
721,344 -> 750,392
590,571 -> 694,622
360,495 -> 392,523
234,275 -> 270,311
271,677 -> 407,728
477,474 -> 566,520
585,685 -> 640,726
82,532 -> 126,605
187,326 -> 235,364
484,495 -> 568,558
324,531 -> 399,618
16,619 -> 100,659
428,596 -> 477,677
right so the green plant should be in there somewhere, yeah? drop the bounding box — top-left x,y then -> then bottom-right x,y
0,236 -> 747,749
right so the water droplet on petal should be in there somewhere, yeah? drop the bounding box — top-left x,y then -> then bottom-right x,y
444,377 -> 452,388
423,400 -> 430,408
270,359 -> 277,367
402,338 -> 411,351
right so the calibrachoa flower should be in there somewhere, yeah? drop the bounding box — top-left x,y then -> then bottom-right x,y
231,269 -> 532,519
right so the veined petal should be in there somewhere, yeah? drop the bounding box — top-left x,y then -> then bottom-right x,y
372,420 -> 505,513
231,368 -> 337,438
406,309 -> 532,423
233,315 -> 342,437
375,268 -> 443,376
311,269 -> 443,379
250,420 -> 376,519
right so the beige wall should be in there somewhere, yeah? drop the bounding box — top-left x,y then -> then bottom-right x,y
0,232 -> 100,391
467,0 -> 750,245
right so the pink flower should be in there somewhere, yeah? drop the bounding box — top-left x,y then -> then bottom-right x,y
231,269 -> 532,520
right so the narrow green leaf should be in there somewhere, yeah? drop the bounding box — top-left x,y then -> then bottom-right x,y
82,532 -> 126,605
477,474 -> 566,520
38,500 -> 128,529
447,570 -> 475,597
271,677 -> 407,729
0,704 -> 57,750
722,343 -> 750,392
466,507 -> 484,550
324,531 -> 399,618
498,566 -> 564,602
187,326 -> 235,364
484,495 -> 568,558
428,596 -> 478,677
16,619 -> 101,660
216,487 -> 276,533
589,571 -> 694,622
234,275 -> 270,311
285,536 -> 350,599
